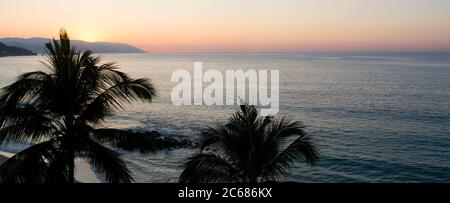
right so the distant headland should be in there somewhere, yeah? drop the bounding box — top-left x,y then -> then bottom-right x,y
0,38 -> 145,54
0,42 -> 36,57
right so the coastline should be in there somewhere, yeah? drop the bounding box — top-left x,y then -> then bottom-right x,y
0,151 -> 102,183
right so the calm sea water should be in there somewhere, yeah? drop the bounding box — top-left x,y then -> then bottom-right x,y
1,52 -> 449,183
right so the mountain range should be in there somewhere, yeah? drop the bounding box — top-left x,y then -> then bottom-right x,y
0,38 -> 145,54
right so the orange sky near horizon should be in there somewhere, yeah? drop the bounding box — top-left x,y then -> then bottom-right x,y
1,0 -> 450,52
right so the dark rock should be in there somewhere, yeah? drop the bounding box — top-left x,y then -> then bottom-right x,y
95,128 -> 199,151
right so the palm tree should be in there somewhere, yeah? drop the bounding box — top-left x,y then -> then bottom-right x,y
0,29 -> 157,183
179,105 -> 319,183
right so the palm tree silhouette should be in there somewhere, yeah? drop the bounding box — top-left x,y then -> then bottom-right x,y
179,105 -> 319,183
0,29 -> 157,183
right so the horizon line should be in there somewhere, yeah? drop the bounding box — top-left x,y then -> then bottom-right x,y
137,50 -> 450,54
2,37 -> 449,53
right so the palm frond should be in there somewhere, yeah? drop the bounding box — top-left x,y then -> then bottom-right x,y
78,138 -> 133,183
267,117 -> 307,141
80,78 -> 157,124
179,153 -> 239,183
262,134 -> 319,181
0,139 -> 59,183
0,71 -> 53,106
0,105 -> 56,144
200,124 -> 229,152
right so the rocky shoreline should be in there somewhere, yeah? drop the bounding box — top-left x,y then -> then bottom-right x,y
94,128 -> 200,151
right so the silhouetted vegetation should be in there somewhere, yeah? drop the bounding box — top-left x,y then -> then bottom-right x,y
0,29 -> 157,183
179,105 -> 319,183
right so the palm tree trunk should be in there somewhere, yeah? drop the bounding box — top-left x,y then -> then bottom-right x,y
64,115 -> 76,183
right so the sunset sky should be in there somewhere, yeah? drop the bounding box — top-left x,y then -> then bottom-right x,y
1,0 -> 450,52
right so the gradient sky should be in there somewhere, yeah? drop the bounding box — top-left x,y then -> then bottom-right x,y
1,0 -> 450,52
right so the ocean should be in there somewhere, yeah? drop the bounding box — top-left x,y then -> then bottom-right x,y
0,52 -> 449,183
